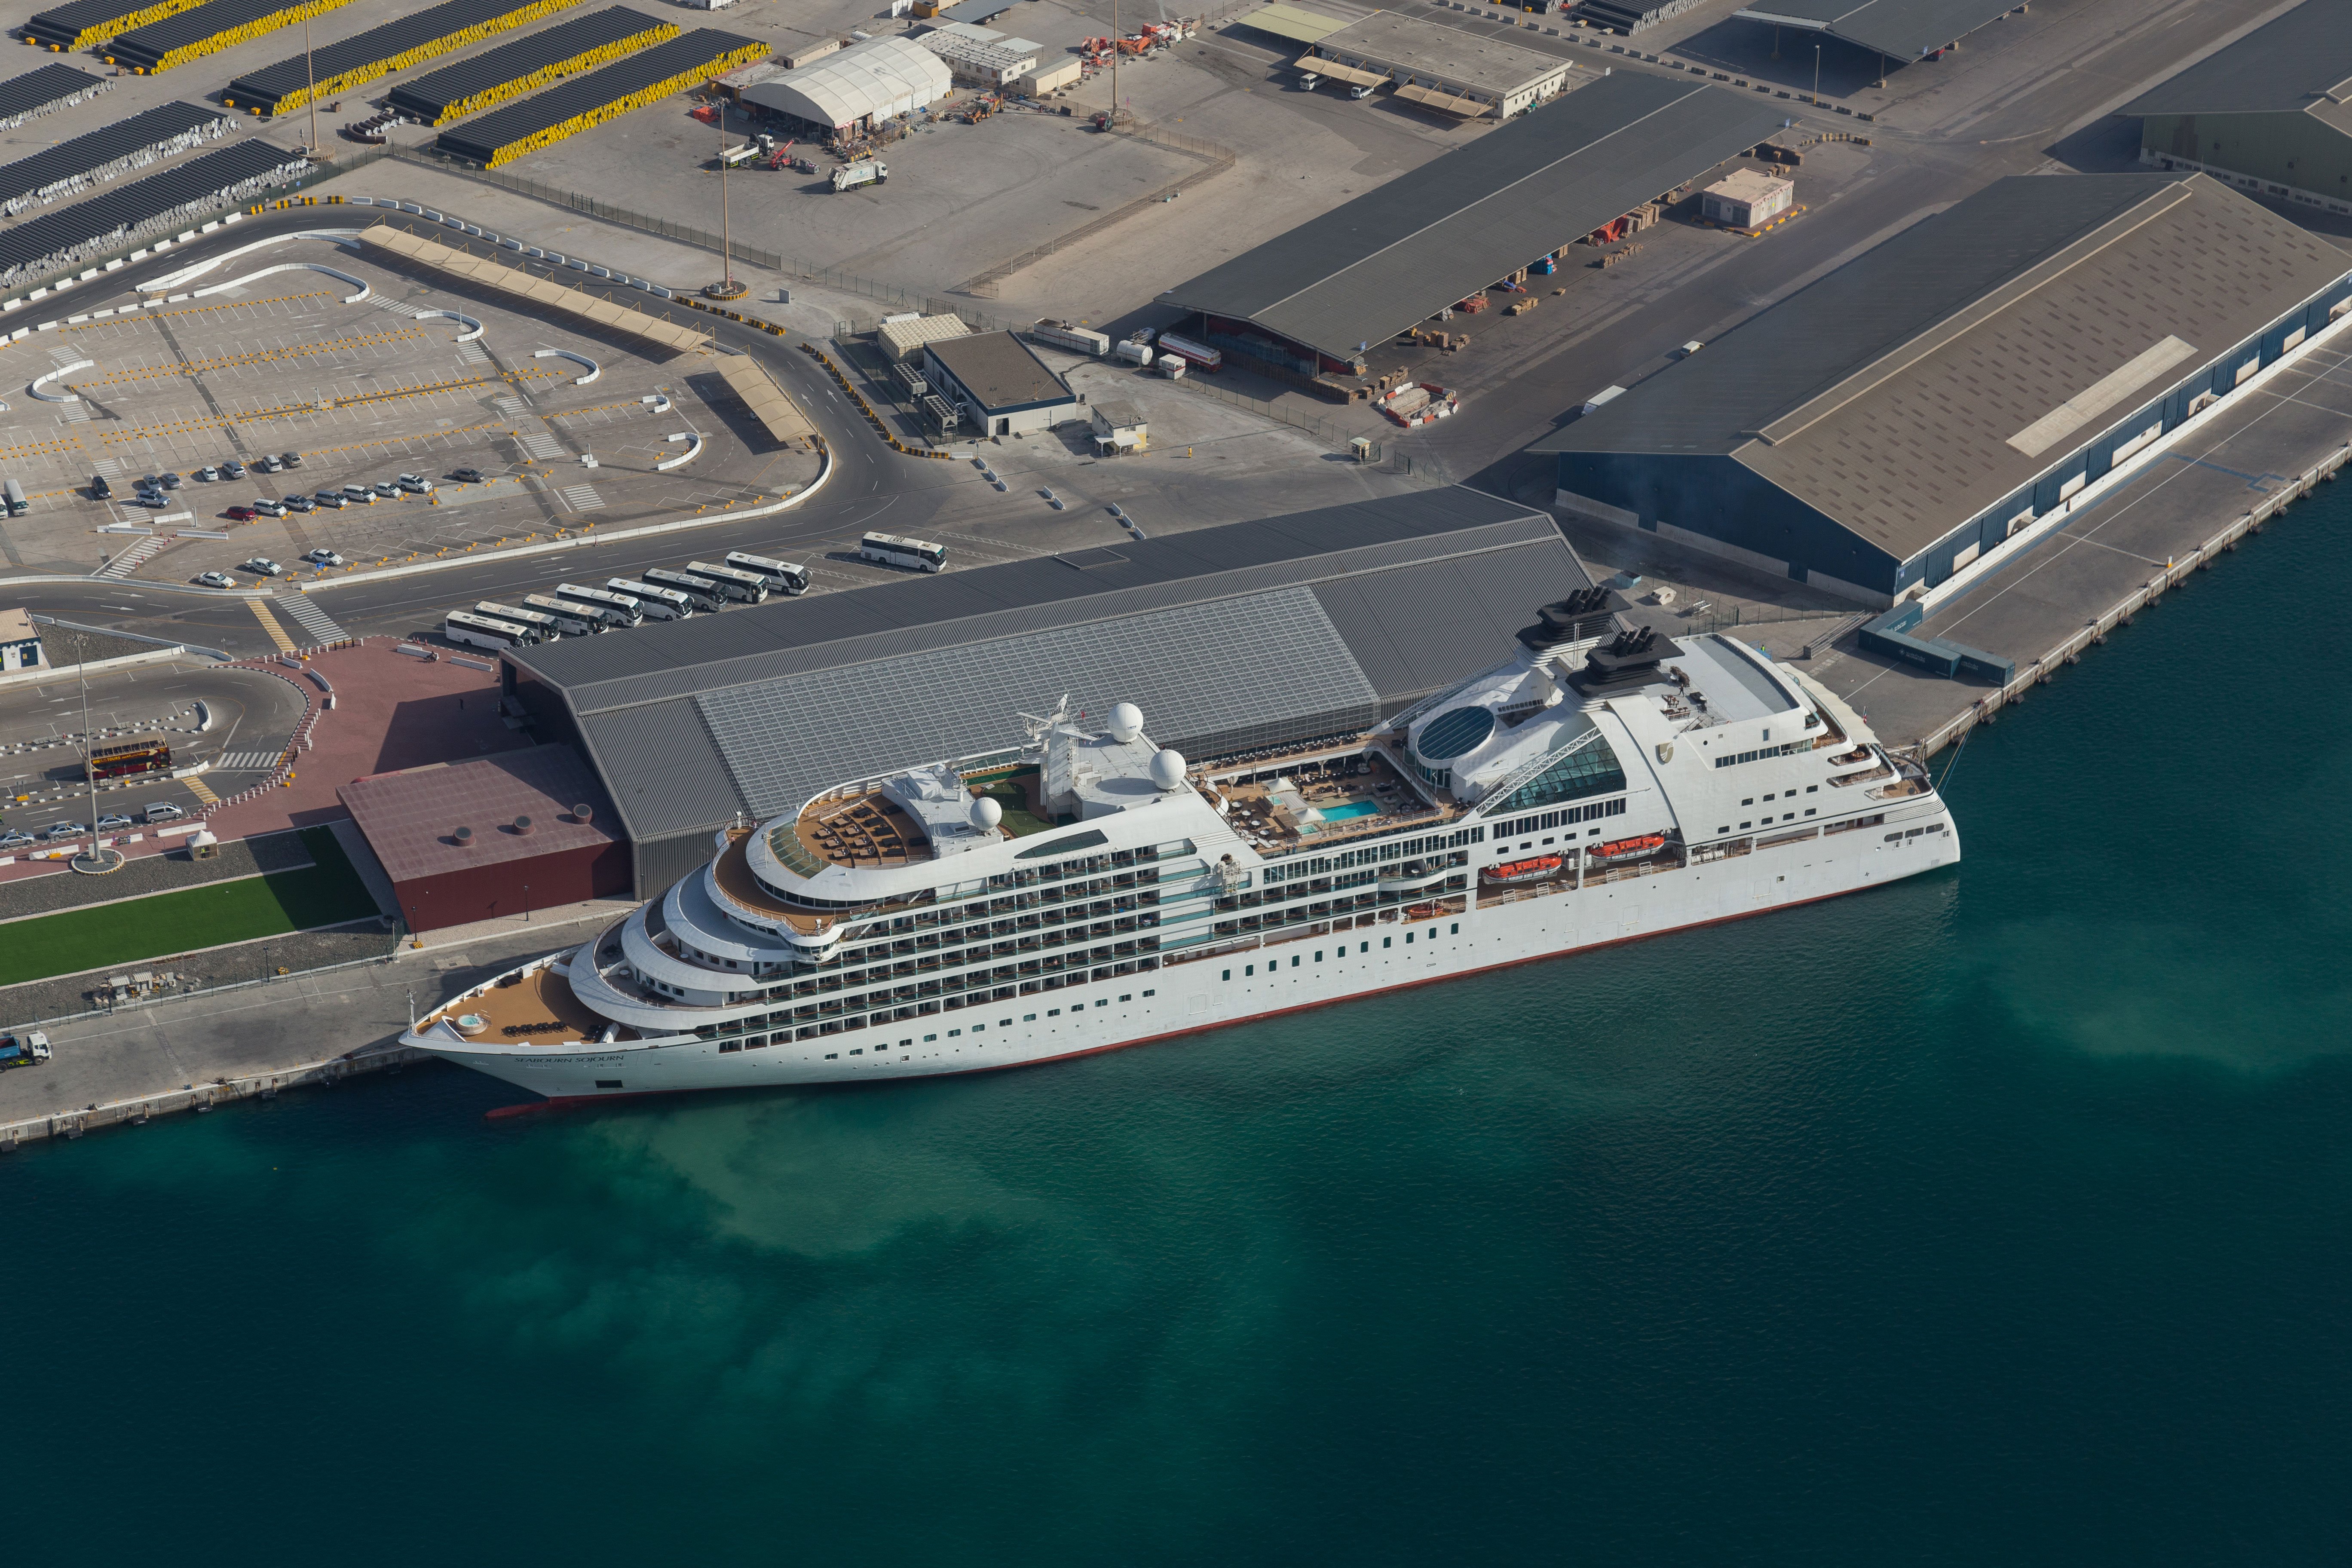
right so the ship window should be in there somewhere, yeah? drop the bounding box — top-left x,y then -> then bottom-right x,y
1804,808 -> 1816,816
1406,932 -> 1414,943
925,1033 -> 938,1041
1023,1014 -> 1035,1021
1223,969 -> 1231,980
1493,734 -> 1628,813
1048,1008 -> 1061,1016
1143,989 -> 1155,997
1119,993 -> 1131,1002
850,1048 -> 863,1055
1291,956 -> 1300,967
824,1054 -> 836,1060
1359,942 -> 1368,953
1314,951 -> 1323,962
973,1023 -> 986,1032
875,1041 -> 888,1050
1246,964 -> 1255,975
1718,826 -> 1729,833
1001,1018 -> 1013,1026
1383,937 -> 1391,948
1743,799 -> 1754,806
720,1041 -> 740,1053
1740,821 -> 1751,829
1806,784 -> 1818,793
902,1038 -> 913,1046
1542,837 -> 1554,845
949,1029 -> 962,1037
1095,999 -> 1108,1008
1450,923 -> 1458,934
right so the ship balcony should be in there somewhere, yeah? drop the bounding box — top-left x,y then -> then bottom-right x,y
711,829 -> 849,950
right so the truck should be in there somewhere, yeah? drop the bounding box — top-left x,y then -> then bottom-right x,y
3,476 -> 25,517
1581,385 -> 1627,416
1152,331 -> 1222,372
1032,320 -> 1111,357
832,159 -> 887,193
724,551 -> 810,596
0,1030 -> 51,1070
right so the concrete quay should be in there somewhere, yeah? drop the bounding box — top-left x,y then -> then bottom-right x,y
0,897 -> 631,1149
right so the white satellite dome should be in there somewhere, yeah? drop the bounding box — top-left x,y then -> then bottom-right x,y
1149,748 -> 1186,790
1107,701 -> 1144,743
969,795 -> 1004,831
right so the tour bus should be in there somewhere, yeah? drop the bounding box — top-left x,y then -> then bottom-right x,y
610,576 -> 693,621
476,601 -> 568,641
724,551 -> 810,596
444,611 -> 543,652
520,594 -> 603,636
552,583 -> 644,628
642,567 -> 727,613
685,560 -> 771,603
861,531 -> 947,573
82,734 -> 172,783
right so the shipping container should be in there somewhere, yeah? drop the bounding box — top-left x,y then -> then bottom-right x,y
1032,320 -> 1110,356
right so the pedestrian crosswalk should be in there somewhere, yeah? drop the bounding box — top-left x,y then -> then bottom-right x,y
94,536 -> 168,579
247,598 -> 297,654
215,750 -> 282,770
459,343 -> 489,366
518,432 -> 564,461
493,397 -> 527,416
559,484 -> 604,511
282,594 -> 345,644
184,775 -> 219,805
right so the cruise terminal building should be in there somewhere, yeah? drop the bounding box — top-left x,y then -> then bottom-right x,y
1535,172 -> 2352,606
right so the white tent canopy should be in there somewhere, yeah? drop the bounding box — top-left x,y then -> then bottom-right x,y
742,35 -> 952,130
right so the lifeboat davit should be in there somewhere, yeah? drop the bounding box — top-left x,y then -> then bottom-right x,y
1482,854 -> 1563,884
1589,833 -> 1667,864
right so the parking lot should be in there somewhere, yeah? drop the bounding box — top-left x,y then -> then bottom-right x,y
0,241 -> 817,587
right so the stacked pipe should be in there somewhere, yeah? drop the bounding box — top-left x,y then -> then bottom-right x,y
0,101 -> 229,216
387,6 -> 674,126
21,0 -> 205,52
223,0 -> 588,116
0,139 -> 306,291
104,0 -> 354,74
0,63 -> 110,131
432,28 -> 765,166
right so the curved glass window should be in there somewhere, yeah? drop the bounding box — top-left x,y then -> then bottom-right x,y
1014,827 -> 1109,861
1491,734 -> 1626,814
1417,705 -> 1496,762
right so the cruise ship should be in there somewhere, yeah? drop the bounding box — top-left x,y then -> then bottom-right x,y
405,593 -> 1959,1100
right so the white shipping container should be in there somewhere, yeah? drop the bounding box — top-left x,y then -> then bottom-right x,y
1158,354 -> 1187,380
1032,322 -> 1110,356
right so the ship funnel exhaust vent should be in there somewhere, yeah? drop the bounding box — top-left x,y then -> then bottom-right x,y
1518,587 -> 1616,652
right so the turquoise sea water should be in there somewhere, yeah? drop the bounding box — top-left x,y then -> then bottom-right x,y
11,490 -> 2352,1564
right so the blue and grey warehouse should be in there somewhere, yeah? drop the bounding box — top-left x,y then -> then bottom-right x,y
1534,172 -> 2352,606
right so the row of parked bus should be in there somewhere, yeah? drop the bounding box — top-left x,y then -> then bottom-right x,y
441,534 -> 951,653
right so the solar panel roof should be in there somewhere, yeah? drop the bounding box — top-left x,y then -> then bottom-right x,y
2119,0 -> 2352,117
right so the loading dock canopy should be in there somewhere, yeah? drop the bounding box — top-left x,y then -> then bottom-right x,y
1246,3 -> 1344,45
360,224 -> 710,353
1302,56 -> 1386,87
1161,72 -> 1788,365
1392,82 -> 1485,116
717,359 -> 817,445
1732,0 -> 2026,60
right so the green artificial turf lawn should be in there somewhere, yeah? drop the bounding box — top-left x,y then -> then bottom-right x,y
0,826 -> 379,988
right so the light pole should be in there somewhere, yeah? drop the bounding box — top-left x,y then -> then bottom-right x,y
1813,44 -> 1822,100
70,643 -> 122,874
708,98 -> 745,300
304,12 -> 321,160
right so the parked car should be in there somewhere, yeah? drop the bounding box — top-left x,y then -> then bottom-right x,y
258,455 -> 284,474
304,548 -> 346,567
398,473 -> 434,494
0,830 -> 34,851
143,802 -> 186,824
371,480 -> 399,499
96,812 -> 134,832
195,465 -> 219,482
159,472 -> 182,490
450,467 -> 485,484
195,570 -> 235,588
91,474 -> 111,499
281,452 -> 304,469
285,493 -> 315,513
341,483 -> 375,505
221,460 -> 247,479
45,822 -> 86,840
254,499 -> 288,518
224,505 -> 257,522
140,474 -> 162,491
314,490 -> 346,509
242,557 -> 283,577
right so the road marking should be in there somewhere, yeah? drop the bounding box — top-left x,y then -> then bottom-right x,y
246,599 -> 298,654
184,776 -> 219,805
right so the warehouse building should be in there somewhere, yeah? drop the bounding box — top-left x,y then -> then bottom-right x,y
499,490 -> 1595,896
1534,172 -> 2352,606
340,745 -> 627,934
1729,0 -> 2029,68
916,21 -> 1041,86
742,34 -> 952,134
2123,0 -> 2352,220
1160,72 -> 1786,379
922,331 -> 1075,436
1304,13 -> 1569,119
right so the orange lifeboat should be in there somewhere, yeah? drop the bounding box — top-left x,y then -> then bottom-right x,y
1481,854 -> 1563,885
1589,833 -> 1667,864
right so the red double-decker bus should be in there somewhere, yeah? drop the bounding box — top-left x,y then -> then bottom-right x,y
83,735 -> 172,782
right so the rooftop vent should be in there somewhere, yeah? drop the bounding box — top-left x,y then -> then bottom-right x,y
452,825 -> 473,847
571,802 -> 593,824
513,815 -> 534,836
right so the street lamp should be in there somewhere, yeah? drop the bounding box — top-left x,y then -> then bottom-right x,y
1814,44 -> 1822,100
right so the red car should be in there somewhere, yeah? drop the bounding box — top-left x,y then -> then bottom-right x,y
224,505 -> 257,521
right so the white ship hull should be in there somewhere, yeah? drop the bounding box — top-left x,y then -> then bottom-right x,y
407,802 -> 1957,1103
